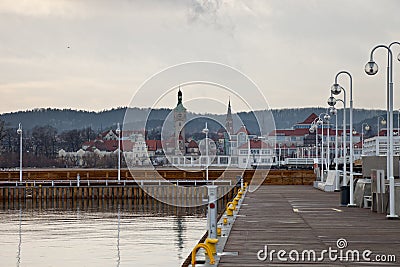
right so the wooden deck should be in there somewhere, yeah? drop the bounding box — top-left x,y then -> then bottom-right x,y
219,186 -> 400,266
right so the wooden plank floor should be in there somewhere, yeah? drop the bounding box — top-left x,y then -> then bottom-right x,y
219,185 -> 400,266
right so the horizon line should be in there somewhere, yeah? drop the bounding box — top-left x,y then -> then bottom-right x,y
0,106 -> 388,117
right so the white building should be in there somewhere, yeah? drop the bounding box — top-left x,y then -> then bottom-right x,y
237,139 -> 274,168
362,136 -> 400,156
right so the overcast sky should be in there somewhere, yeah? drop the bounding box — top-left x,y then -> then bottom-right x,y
0,0 -> 399,115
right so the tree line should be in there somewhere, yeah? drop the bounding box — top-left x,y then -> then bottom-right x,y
0,120 -> 115,168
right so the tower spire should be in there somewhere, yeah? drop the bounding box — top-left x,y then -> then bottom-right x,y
174,86 -> 186,155
225,97 -> 233,135
177,85 -> 182,106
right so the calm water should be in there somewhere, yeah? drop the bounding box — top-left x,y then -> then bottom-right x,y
0,201 -> 208,267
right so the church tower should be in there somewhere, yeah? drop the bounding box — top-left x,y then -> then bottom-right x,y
174,88 -> 186,154
225,98 -> 233,135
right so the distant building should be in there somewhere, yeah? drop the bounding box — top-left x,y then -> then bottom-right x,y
225,98 -> 233,135
174,88 -> 186,154
186,139 -> 200,156
362,135 -> 400,156
267,112 -> 361,164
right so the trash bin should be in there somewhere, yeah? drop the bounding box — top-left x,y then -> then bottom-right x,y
340,185 -> 350,206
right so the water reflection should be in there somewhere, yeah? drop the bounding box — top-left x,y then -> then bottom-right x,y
17,205 -> 21,267
0,198 -> 222,267
117,204 -> 120,267
175,217 -> 184,261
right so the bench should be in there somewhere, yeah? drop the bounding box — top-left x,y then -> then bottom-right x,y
316,170 -> 336,192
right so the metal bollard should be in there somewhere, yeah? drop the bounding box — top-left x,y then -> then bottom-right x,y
191,243 -> 215,266
205,238 -> 218,254
226,202 -> 235,216
207,185 -> 218,239
77,173 -> 80,187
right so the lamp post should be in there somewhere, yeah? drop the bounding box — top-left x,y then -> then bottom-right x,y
278,143 -> 281,168
322,113 -> 331,172
377,116 -> 386,137
310,118 -> 322,179
319,118 -> 324,179
361,123 -> 370,154
310,123 -> 318,161
328,96 -> 347,192
116,123 -> 121,183
317,113 -> 330,181
365,43 -> 400,219
328,96 -> 347,188
331,71 -> 356,206
17,123 -> 22,183
202,122 -> 209,181
377,116 -> 387,174
329,106 -> 339,191
325,113 -> 331,171
309,121 -> 316,156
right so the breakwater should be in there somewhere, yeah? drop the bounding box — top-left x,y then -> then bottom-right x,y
0,168 -> 316,184
0,180 -> 238,207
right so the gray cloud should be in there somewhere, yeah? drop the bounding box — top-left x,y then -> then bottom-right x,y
0,0 -> 399,114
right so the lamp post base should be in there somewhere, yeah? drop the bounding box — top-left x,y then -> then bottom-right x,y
347,204 -> 357,208
386,214 -> 399,220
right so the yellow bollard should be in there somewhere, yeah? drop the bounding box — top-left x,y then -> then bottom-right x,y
191,243 -> 215,266
237,191 -> 243,198
223,216 -> 228,225
233,197 -> 240,205
205,238 -> 219,254
217,227 -> 221,236
226,202 -> 235,216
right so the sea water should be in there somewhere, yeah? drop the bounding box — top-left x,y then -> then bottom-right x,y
0,201 -> 207,267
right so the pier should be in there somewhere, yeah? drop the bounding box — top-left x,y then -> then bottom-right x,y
0,168 -> 316,184
0,168 -> 315,203
218,186 -> 400,266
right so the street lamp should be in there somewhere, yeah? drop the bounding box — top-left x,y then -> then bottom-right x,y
324,113 -> 331,171
332,71 -> 356,206
328,96 -> 347,192
309,120 -> 318,165
317,113 -> 330,181
17,123 -> 22,183
278,143 -> 282,168
365,43 -> 400,219
329,107 -> 339,191
310,117 -> 324,180
116,123 -> 121,183
361,123 -> 370,154
377,116 -> 386,137
202,122 -> 209,181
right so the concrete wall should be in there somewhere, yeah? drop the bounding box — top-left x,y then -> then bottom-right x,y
362,156 -> 400,178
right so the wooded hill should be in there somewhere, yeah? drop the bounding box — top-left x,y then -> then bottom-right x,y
0,107 -> 389,135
